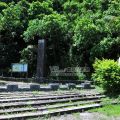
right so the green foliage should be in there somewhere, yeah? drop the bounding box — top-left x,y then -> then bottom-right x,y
90,104 -> 120,116
73,17 -> 99,46
23,13 -> 70,73
81,0 -> 102,12
63,1 -> 82,21
92,59 -> 120,93
0,2 -> 7,12
63,1 -> 81,14
75,68 -> 86,80
104,0 -> 120,16
0,14 -> 3,30
90,37 -> 120,61
1,0 -> 29,32
28,1 -> 53,19
0,0 -> 120,77
0,1 -> 29,72
20,45 -> 37,76
2,4 -> 23,31
24,13 -> 68,41
72,16 -> 101,66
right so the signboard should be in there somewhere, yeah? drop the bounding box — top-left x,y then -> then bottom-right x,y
12,63 -> 28,72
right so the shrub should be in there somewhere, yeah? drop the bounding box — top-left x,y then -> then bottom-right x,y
92,59 -> 120,93
75,67 -> 86,80
0,2 -> 7,12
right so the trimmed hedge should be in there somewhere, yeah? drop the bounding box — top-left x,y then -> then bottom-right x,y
92,59 -> 120,93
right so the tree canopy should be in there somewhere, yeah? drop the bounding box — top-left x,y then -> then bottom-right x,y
0,0 -> 120,77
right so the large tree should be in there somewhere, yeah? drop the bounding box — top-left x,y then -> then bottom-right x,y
0,0 -> 120,77
23,13 -> 69,75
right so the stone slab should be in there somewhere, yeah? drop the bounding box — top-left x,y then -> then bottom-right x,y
30,84 -> 40,91
67,83 -> 76,89
49,83 -> 59,90
81,83 -> 91,89
7,84 -> 18,91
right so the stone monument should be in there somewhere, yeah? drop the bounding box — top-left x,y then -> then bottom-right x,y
36,39 -> 46,82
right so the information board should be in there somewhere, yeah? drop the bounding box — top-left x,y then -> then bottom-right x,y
12,63 -> 28,72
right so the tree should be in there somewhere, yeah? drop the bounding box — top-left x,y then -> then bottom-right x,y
92,59 -> 120,93
0,0 -> 29,72
0,2 -> 7,12
0,0 -> 120,78
28,1 -> 53,19
23,13 -> 70,75
72,16 -> 101,66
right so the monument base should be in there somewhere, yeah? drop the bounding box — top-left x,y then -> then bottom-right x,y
35,77 -> 46,83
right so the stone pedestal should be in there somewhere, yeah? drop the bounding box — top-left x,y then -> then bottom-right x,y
30,84 -> 40,91
7,84 -> 18,91
49,83 -> 59,90
67,83 -> 76,89
81,83 -> 91,89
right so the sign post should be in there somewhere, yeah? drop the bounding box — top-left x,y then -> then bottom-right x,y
11,63 -> 28,78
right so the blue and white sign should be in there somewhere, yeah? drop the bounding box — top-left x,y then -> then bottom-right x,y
12,63 -> 28,72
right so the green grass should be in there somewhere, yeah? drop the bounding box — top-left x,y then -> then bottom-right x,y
90,104 -> 120,116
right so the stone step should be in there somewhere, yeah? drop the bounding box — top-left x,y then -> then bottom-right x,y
0,95 -> 105,108
0,100 -> 102,115
0,94 -> 103,103
0,93 -> 101,99
0,92 -> 80,98
0,103 -> 102,120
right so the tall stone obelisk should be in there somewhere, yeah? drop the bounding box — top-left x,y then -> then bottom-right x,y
36,39 -> 46,82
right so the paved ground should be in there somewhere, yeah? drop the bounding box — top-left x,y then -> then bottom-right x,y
32,112 -> 120,120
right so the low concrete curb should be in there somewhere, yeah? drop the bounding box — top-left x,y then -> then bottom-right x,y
7,84 -> 18,92
30,84 -> 40,91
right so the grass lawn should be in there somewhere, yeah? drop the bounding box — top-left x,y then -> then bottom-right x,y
90,104 -> 120,116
